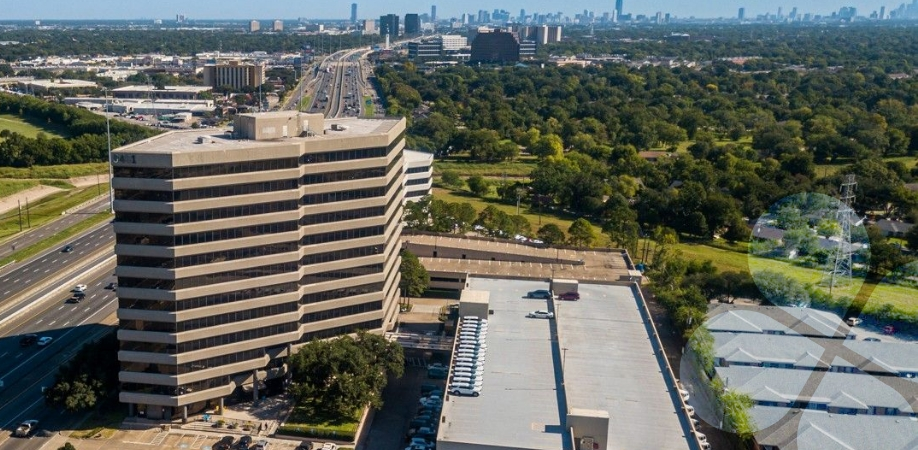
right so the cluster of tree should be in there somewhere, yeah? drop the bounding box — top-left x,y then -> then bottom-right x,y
0,30 -> 382,61
399,249 -> 430,297
645,228 -> 758,339
287,331 -> 404,419
0,93 -> 159,167
44,331 -> 119,412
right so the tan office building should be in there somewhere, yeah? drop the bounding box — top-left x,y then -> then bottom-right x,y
112,111 -> 405,419
202,61 -> 265,90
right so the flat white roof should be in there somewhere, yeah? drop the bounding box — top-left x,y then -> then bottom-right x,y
112,85 -> 212,93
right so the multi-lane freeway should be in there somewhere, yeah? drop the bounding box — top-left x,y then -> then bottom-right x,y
0,208 -> 117,449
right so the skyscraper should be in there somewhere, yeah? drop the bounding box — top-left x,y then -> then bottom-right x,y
738,7 -> 746,20
379,14 -> 399,38
615,0 -> 623,18
351,3 -> 358,22
113,111 -> 406,419
405,13 -> 421,35
431,5 -> 437,22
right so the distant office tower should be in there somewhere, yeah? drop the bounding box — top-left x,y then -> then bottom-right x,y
404,13 -> 421,35
431,5 -> 437,22
379,14 -> 399,38
362,19 -> 376,34
738,7 -> 746,20
777,7 -> 783,18
615,0 -> 624,18
249,20 -> 260,32
880,6 -> 887,19
790,7 -> 798,20
113,111 -> 406,420
202,61 -> 265,90
351,3 -> 358,22
520,9 -> 526,21
470,29 -> 522,63
273,20 -> 283,32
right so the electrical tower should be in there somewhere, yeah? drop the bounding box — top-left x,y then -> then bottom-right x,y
825,174 -> 857,295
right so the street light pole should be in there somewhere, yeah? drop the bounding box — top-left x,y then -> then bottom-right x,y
105,88 -> 114,213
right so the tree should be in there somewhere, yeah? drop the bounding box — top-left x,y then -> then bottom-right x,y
440,170 -> 462,188
289,331 -> 404,418
58,444 -> 77,450
568,218 -> 597,247
537,223 -> 565,245
467,175 -> 490,197
399,249 -> 430,297
530,134 -> 564,159
905,225 -> 918,251
723,215 -> 750,244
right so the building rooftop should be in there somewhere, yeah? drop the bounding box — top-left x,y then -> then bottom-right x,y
404,149 -> 433,164
751,408 -> 918,450
111,85 -> 213,93
114,116 -> 402,155
716,366 -> 918,415
707,304 -> 853,339
438,278 -> 690,450
714,332 -> 918,375
558,283 -> 690,450
439,278 -> 568,450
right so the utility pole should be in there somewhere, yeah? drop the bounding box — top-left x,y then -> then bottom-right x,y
17,200 -> 22,232
25,197 -> 31,228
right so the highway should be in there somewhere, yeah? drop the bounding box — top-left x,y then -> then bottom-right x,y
0,206 -> 117,449
0,196 -> 110,263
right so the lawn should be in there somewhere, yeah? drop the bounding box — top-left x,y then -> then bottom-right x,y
0,179 -> 39,198
434,157 -> 537,178
363,96 -> 375,117
432,187 -> 610,245
279,403 -> 359,441
0,162 -> 109,179
0,184 -> 109,242
0,113 -> 69,139
298,96 -> 312,111
815,155 -> 918,177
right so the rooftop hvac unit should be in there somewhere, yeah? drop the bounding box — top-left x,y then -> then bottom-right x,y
579,437 -> 596,450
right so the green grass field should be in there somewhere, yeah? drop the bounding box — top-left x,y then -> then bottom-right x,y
0,179 -> 39,198
0,113 -> 69,140
0,162 -> 109,179
363,96 -> 375,117
434,157 -> 537,178
0,184 -> 109,241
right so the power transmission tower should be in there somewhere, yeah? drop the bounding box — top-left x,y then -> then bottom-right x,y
824,174 -> 857,295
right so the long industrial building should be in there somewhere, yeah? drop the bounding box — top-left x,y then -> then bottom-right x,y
111,111 -> 405,419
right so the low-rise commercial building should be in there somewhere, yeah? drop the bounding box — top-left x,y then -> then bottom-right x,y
111,85 -> 212,101
202,61 -> 265,90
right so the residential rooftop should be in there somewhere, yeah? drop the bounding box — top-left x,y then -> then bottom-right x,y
707,304 -> 854,339
751,407 -> 918,450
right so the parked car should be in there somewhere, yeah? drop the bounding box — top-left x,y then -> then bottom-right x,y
214,435 -> 235,450
252,439 -> 269,450
451,386 -> 481,397
526,289 -> 552,299
864,337 -> 882,342
557,291 -> 580,301
14,420 -> 38,437
237,435 -> 254,449
527,310 -> 554,319
679,389 -> 690,402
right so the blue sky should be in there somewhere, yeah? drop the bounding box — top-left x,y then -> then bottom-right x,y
2,0 -> 896,20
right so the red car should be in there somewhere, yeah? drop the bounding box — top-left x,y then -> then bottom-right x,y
558,292 -> 580,301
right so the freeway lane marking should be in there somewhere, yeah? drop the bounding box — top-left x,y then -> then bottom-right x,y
44,269 -> 50,273
0,352 -> 5,358
48,321 -> 56,326
57,305 -> 64,310
2,291 -> 8,296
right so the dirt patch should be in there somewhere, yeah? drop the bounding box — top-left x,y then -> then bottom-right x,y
0,185 -> 64,215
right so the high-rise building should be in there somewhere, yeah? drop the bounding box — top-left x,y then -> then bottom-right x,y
379,14 -> 400,38
470,29 -> 521,63
362,19 -> 377,34
879,5 -> 887,19
202,61 -> 265,90
351,3 -> 358,23
431,5 -> 437,22
113,111 -> 406,419
738,7 -> 746,20
249,20 -> 260,32
404,13 -> 421,35
615,0 -> 624,18
272,20 -> 283,32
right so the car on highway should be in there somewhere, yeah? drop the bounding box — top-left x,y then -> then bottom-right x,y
62,244 -> 73,253
66,295 -> 83,304
106,282 -> 117,290
37,336 -> 53,346
19,334 -> 37,346
526,289 -> 552,299
527,310 -> 554,319
14,419 -> 38,437
557,291 -> 580,301
73,284 -> 87,292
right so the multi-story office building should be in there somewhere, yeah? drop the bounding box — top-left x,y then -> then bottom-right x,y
351,3 -> 358,22
404,13 -> 421,35
470,29 -> 522,63
379,14 -> 400,38
361,19 -> 377,34
202,61 -> 265,90
249,20 -> 260,33
403,150 -> 433,201
272,20 -> 283,32
408,40 -> 443,60
112,111 -> 406,419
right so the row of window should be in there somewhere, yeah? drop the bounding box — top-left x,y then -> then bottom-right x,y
302,301 -> 382,323
300,206 -> 385,226
406,165 -> 431,174
302,167 -> 385,185
121,376 -> 231,397
117,222 -> 299,247
300,282 -> 384,305
118,282 -> 297,313
301,225 -> 384,246
300,263 -> 384,286
119,262 -> 299,291
302,186 -> 386,206
128,323 -> 298,355
299,132 -> 404,165
406,189 -> 428,198
115,180 -> 299,203
301,244 -> 383,266
115,201 -> 298,225
114,158 -> 299,180
122,349 -> 266,376
120,302 -> 298,334
117,242 -> 298,269
406,177 -> 431,186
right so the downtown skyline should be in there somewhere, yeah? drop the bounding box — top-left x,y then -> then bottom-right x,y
0,0 -> 901,21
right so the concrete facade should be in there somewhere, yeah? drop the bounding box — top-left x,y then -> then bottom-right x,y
403,150 -> 433,201
202,61 -> 265,90
112,111 -> 406,418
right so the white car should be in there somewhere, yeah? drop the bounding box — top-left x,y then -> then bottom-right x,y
679,389 -> 690,402
73,284 -> 87,292
458,343 -> 487,350
37,336 -> 53,346
451,386 -> 481,397
527,310 -> 554,319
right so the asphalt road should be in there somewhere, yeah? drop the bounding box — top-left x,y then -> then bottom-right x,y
0,196 -> 110,263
